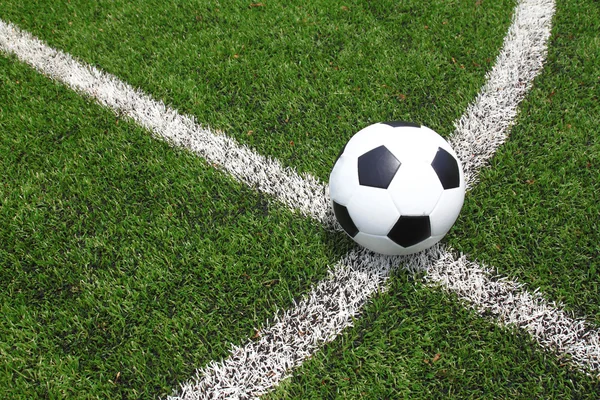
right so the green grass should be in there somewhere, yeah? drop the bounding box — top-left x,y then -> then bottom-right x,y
1,0 -> 600,398
0,0 -> 514,180
267,276 -> 600,399
268,0 -> 600,397
450,0 -> 600,322
0,56 -> 345,398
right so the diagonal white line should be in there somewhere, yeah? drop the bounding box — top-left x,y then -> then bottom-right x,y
0,20 -> 333,228
167,0 -> 570,398
2,1 -> 598,399
410,248 -> 600,376
448,0 -> 558,191
175,248 -> 400,399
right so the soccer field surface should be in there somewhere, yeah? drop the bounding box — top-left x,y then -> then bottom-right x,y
1,0 -> 599,398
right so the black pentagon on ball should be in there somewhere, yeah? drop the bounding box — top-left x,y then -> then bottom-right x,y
431,147 -> 461,189
381,121 -> 421,128
358,145 -> 401,189
332,201 -> 359,238
387,215 -> 431,248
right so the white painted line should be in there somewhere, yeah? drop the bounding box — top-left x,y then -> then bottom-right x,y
448,0 -> 558,190
3,1 -> 598,399
0,20 -> 333,228
175,248 -> 398,399
176,242 -> 600,399
168,0 -> 589,398
408,248 -> 600,376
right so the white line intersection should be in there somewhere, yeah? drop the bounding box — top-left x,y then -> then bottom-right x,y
2,1 -> 599,399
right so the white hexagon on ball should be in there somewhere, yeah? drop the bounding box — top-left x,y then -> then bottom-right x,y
347,188 -> 399,236
329,121 -> 466,256
388,161 -> 443,216
429,187 -> 465,237
328,154 -> 359,206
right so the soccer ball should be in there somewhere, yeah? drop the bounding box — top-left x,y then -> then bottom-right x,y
329,121 -> 465,255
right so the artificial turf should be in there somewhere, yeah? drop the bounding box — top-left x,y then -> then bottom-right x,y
0,55 -> 344,398
268,0 -> 600,397
1,0 -> 600,398
450,0 -> 600,323
0,0 -> 514,180
267,276 -> 600,399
